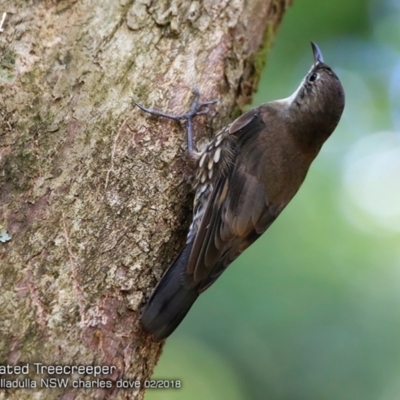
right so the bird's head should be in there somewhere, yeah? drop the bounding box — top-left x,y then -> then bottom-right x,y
280,42 -> 345,145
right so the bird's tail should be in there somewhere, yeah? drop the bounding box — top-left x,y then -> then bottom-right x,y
140,243 -> 199,340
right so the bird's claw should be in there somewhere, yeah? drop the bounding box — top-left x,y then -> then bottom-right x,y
133,88 -> 219,153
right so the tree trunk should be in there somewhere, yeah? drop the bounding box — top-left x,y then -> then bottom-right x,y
0,1 -> 290,399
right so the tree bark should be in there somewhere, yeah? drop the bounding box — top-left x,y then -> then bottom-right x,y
0,1 -> 290,399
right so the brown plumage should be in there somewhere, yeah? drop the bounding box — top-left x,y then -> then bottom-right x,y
136,42 -> 345,340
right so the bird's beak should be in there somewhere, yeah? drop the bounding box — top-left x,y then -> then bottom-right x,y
311,42 -> 324,64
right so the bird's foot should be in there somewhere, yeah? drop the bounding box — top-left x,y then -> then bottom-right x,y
133,87 -> 218,153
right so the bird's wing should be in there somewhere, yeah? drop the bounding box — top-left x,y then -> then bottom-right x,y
186,107 -> 284,292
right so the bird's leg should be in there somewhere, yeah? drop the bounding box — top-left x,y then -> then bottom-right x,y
133,88 -> 218,153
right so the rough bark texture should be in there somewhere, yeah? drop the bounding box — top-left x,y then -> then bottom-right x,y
0,1 -> 290,399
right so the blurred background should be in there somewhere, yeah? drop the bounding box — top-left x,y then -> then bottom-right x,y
146,1 -> 400,399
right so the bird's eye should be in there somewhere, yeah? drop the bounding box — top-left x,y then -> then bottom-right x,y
308,72 -> 318,83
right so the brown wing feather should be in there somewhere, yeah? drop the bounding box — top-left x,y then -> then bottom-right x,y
186,107 -> 282,291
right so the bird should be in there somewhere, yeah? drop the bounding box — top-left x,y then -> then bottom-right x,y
134,42 -> 345,341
